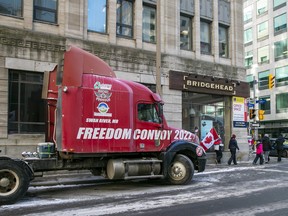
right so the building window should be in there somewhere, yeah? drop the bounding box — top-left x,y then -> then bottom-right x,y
274,13 -> 287,35
257,21 -> 268,39
274,0 -> 286,10
200,20 -> 211,54
88,0 -> 107,33
245,50 -> 253,68
180,15 -> 192,50
244,28 -> 253,44
34,0 -> 58,24
258,45 -> 269,64
243,5 -> 252,24
219,25 -> 229,58
0,0 -> 22,17
259,96 -> 271,114
276,93 -> 288,113
275,65 -> 288,87
143,4 -> 156,43
8,70 -> 45,134
258,70 -> 269,90
274,39 -> 288,61
257,0 -> 267,16
116,0 -> 133,38
246,74 -> 254,89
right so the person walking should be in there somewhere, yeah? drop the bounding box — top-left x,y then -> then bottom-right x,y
214,142 -> 224,164
275,134 -> 285,162
228,134 -> 239,165
253,141 -> 264,165
262,134 -> 271,163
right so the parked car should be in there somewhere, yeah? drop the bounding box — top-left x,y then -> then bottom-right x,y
269,138 -> 288,158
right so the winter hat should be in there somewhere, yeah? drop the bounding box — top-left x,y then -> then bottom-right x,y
232,134 -> 236,138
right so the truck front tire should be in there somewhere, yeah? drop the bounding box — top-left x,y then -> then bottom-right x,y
167,154 -> 194,185
0,160 -> 30,205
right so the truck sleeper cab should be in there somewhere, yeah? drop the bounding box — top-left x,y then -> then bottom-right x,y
0,45 -> 206,205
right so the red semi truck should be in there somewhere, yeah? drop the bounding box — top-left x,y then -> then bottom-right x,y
0,45 -> 206,205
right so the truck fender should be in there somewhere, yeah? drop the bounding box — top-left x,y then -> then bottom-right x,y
160,140 -> 205,176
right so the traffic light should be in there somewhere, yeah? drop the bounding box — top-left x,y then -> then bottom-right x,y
249,109 -> 256,120
268,74 -> 275,89
258,110 -> 265,120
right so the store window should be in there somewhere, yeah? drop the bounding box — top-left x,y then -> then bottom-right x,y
274,0 -> 286,10
88,0 -> 107,33
275,65 -> 288,87
244,5 -> 252,24
8,70 -> 45,134
0,0 -> 22,17
245,50 -> 253,68
276,93 -> 288,113
244,28 -> 253,45
116,0 -> 133,38
200,20 -> 211,54
180,15 -> 192,50
219,25 -> 229,58
258,70 -> 269,90
34,0 -> 58,24
142,4 -> 156,43
257,0 -> 267,16
257,45 -> 269,64
257,21 -> 268,39
274,13 -> 287,35
182,92 -> 225,152
274,39 -> 288,61
259,96 -> 271,114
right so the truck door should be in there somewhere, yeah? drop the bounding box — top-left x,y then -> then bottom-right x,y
135,103 -> 168,151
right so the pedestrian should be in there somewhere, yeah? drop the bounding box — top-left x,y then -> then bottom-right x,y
214,143 -> 224,164
228,134 -> 239,165
262,134 -> 271,163
253,141 -> 264,165
275,134 -> 285,162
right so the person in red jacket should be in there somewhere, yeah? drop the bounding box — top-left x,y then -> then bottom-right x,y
253,141 -> 264,165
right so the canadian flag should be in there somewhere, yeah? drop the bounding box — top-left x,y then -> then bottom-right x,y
200,128 -> 220,151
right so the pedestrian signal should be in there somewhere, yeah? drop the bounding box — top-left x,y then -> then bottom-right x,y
249,109 -> 256,119
268,74 -> 275,89
258,110 -> 265,120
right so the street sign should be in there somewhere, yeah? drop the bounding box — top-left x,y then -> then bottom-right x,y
251,123 -> 260,127
247,103 -> 255,108
256,99 -> 266,104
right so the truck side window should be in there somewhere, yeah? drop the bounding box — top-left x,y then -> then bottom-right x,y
138,103 -> 160,123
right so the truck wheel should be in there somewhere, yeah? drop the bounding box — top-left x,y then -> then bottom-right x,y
167,154 -> 194,185
0,160 -> 30,205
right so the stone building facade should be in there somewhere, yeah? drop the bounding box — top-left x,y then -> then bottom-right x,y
0,0 -> 249,159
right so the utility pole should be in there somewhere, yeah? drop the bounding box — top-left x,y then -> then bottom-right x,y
156,0 -> 162,96
253,76 -> 258,140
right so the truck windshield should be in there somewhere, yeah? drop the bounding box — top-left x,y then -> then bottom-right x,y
138,103 -> 160,123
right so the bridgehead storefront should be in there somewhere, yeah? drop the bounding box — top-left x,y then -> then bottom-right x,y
169,71 -> 250,156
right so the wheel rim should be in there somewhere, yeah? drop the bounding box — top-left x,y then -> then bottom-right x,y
169,161 -> 186,181
0,169 -> 20,196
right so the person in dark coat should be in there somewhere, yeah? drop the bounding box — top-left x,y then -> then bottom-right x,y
275,134 -> 285,162
262,134 -> 271,163
228,134 -> 239,165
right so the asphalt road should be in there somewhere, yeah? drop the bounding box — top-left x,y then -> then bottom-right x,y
1,157 -> 288,216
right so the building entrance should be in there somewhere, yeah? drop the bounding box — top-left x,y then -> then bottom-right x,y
182,92 -> 227,152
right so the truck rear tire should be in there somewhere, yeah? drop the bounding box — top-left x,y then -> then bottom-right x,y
0,160 -> 30,205
167,154 -> 194,185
